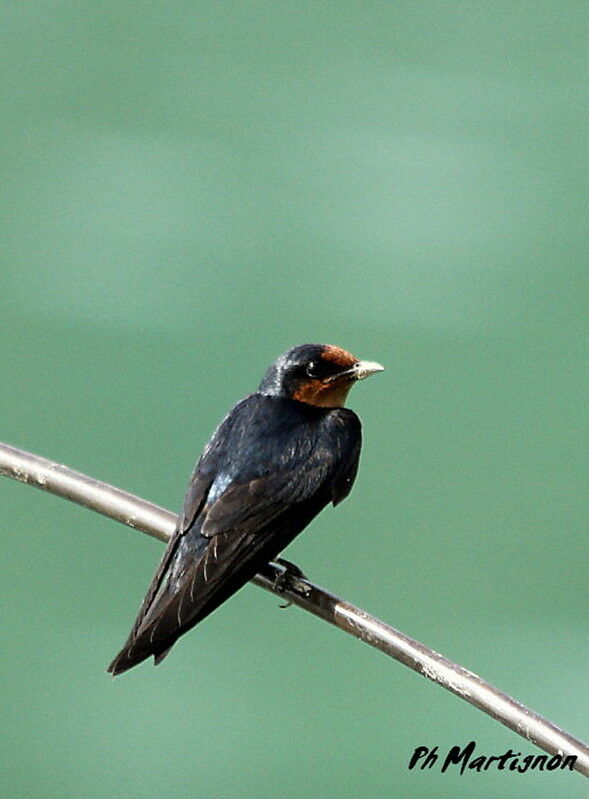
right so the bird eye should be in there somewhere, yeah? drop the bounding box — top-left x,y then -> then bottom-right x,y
306,361 -> 322,379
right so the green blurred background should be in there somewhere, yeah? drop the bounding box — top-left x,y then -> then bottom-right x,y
1,2 -> 587,797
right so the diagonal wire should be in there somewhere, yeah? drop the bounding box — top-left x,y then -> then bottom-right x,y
1,441 -> 587,777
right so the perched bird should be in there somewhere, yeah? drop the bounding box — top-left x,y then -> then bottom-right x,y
108,343 -> 383,675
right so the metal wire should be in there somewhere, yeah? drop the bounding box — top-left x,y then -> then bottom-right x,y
1,441 -> 587,778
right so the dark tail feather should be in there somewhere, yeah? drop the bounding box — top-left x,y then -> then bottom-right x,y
107,638 -> 174,676
153,645 -> 173,665
107,534 -> 266,676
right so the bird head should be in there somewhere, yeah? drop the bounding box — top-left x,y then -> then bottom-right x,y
259,343 -> 384,408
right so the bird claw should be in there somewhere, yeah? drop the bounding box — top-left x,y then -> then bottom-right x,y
274,558 -> 311,607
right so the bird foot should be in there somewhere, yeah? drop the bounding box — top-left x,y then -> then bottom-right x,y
274,558 -> 311,607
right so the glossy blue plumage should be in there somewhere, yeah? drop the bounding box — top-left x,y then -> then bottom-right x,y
108,345 -> 365,675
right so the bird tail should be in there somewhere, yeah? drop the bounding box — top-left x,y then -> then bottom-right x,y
107,637 -> 173,677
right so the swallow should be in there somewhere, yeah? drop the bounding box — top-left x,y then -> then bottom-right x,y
107,343 -> 383,675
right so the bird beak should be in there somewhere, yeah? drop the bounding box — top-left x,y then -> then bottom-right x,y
327,360 -> 385,383
351,360 -> 385,380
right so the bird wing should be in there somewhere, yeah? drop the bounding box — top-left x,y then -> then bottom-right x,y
108,400 -> 360,674
126,472 -> 212,640
123,399 -> 246,641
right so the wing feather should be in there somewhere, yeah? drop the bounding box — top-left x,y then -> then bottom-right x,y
107,399 -> 361,675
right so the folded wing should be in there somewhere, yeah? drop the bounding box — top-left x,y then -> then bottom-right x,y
107,399 -> 360,675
